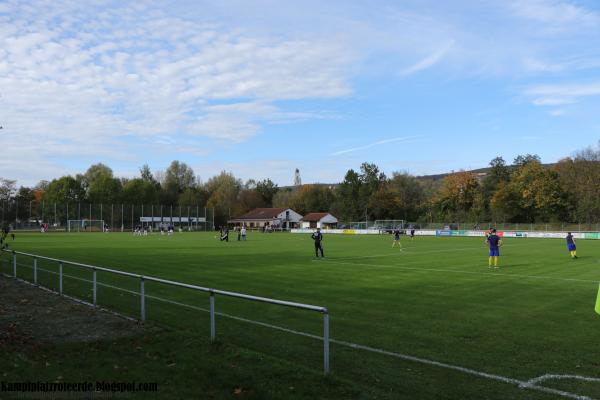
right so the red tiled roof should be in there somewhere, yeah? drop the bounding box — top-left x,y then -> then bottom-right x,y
234,208 -> 287,220
302,212 -> 331,222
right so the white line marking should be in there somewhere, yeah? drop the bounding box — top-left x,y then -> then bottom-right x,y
3,262 -> 597,399
318,260 -> 600,284
329,243 -> 532,261
523,374 -> 600,387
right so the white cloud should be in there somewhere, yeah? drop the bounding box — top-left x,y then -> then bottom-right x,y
509,0 -> 599,26
399,41 -> 454,76
0,0 -> 356,182
525,82 -> 600,106
549,109 -> 566,116
331,136 -> 424,156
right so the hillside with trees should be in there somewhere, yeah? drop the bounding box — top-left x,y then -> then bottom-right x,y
1,143 -> 600,227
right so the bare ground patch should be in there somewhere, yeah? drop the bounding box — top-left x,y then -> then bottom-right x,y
0,275 -> 144,348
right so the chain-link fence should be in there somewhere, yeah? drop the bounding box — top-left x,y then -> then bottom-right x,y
0,201 -> 215,232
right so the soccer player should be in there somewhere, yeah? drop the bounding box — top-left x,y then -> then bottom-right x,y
410,227 -> 415,240
0,226 -> 8,249
392,228 -> 402,249
566,232 -> 578,259
220,227 -> 229,242
241,225 -> 247,241
311,228 -> 324,258
485,228 -> 502,268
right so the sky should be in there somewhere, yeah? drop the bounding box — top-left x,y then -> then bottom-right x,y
1,0 -> 600,187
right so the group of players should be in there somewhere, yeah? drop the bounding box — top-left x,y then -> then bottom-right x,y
133,224 -> 175,236
218,226 -> 247,242
484,228 -> 578,268
310,226 -> 579,265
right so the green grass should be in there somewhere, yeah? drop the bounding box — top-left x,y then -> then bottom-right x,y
2,231 -> 600,399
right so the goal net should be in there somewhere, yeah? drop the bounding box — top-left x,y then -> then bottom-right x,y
68,220 -> 105,232
373,220 -> 406,231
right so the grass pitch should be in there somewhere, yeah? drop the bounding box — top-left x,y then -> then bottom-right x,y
2,231 -> 600,399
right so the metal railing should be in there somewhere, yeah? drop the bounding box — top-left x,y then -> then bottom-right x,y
2,249 -> 330,374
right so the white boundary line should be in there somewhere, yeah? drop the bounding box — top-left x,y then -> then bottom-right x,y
522,374 -> 600,387
317,259 -> 600,284
3,262 -> 598,399
329,242 -> 533,261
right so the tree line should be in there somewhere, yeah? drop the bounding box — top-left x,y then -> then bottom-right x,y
1,142 -> 599,226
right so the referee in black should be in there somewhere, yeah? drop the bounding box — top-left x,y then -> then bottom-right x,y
311,228 -> 324,258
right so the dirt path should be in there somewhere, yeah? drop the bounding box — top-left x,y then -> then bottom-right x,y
0,275 -> 143,348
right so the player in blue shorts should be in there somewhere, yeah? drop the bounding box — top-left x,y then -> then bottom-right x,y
392,228 -> 402,249
485,229 -> 502,268
566,232 -> 577,259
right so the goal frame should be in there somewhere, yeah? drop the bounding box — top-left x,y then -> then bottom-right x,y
67,219 -> 105,232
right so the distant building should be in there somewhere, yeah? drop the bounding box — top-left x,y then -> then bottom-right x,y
294,168 -> 302,186
229,208 -> 302,229
300,212 -> 338,229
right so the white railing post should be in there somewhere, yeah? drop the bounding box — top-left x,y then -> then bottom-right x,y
323,310 -> 330,375
92,268 -> 97,306
210,290 -> 216,342
140,276 -> 145,322
12,251 -> 16,277
33,258 -> 37,285
59,262 -> 63,294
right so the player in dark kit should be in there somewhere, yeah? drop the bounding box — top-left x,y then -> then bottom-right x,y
566,232 -> 578,259
220,227 -> 229,242
311,228 -> 324,258
485,229 -> 502,268
392,228 -> 402,249
0,226 -> 8,249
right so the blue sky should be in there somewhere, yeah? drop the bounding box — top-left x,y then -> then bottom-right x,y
1,0 -> 600,186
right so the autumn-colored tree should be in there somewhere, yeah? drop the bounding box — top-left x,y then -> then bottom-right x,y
205,171 -> 242,225
156,161 -> 196,205
287,185 -> 335,215
554,152 -> 600,223
121,178 -> 160,205
237,190 -> 266,214
500,160 -> 567,222
178,187 -> 209,208
490,181 -> 520,222
434,171 -> 481,220
255,179 -> 279,207
43,176 -> 86,204
335,169 -> 362,221
368,173 -> 425,220
272,189 -> 294,209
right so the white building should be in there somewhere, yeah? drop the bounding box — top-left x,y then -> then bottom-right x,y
300,213 -> 338,229
229,208 -> 302,229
